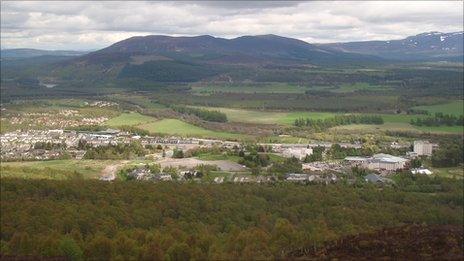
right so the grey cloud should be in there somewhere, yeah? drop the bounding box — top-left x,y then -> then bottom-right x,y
1,1 -> 462,50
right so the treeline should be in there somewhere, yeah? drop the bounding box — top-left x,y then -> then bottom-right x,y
34,142 -> 66,150
0,179 -> 462,260
432,138 -> 464,168
83,142 -> 146,160
294,115 -> 384,129
171,105 -> 227,122
410,113 -> 464,127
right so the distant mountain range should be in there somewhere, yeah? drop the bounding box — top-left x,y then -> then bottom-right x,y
1,48 -> 89,59
320,31 -> 463,61
2,32 -> 462,85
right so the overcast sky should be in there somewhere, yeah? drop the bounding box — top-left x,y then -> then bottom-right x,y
1,1 -> 463,50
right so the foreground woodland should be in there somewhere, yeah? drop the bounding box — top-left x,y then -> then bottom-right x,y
1,177 -> 462,260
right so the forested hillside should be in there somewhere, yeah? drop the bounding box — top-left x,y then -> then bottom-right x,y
1,178 -> 462,260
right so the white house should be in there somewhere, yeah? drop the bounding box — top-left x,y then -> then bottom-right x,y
411,168 -> 433,175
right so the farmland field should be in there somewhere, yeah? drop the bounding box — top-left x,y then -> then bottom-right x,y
431,167 -> 464,179
138,119 -> 247,140
332,122 -> 463,134
412,100 -> 463,116
105,112 -> 157,127
332,83 -> 393,93
191,83 -> 313,94
191,106 -> 336,125
0,160 -> 119,179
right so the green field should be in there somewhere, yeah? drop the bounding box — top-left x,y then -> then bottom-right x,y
431,167 -> 463,179
138,119 -> 247,140
332,83 -> 393,93
413,100 -> 463,116
191,83 -> 312,94
105,112 -> 157,127
332,122 -> 463,134
191,82 -> 392,95
0,160 -> 116,179
191,106 -> 336,125
195,153 -> 241,162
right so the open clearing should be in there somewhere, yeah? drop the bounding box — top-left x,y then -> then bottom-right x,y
0,160 -> 118,179
157,157 -> 247,172
431,167 -> 464,179
191,83 -> 313,94
105,112 -> 157,127
138,119 -> 247,140
192,106 -> 336,125
331,122 -> 463,134
413,100 -> 463,116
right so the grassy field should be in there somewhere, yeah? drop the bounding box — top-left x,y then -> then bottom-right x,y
191,82 -> 392,95
191,83 -> 312,94
413,100 -> 463,116
332,83 -> 393,93
431,167 -> 463,179
105,112 -> 157,127
138,119 -> 247,140
331,122 -> 463,134
0,160 -> 116,179
191,106 -> 336,125
195,153 -> 241,162
109,94 -> 167,111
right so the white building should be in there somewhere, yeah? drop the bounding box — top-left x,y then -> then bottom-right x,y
413,140 -> 434,156
345,154 -> 408,171
282,147 -> 313,160
411,168 -> 433,175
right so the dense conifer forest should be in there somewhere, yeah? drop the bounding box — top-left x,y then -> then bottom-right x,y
1,178 -> 462,260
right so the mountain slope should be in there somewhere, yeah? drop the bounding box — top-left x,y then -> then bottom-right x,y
1,48 -> 88,59
49,34 -> 382,83
321,31 -> 464,61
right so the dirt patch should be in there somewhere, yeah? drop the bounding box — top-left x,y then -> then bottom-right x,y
156,158 -> 247,172
100,161 -> 129,181
288,224 -> 463,260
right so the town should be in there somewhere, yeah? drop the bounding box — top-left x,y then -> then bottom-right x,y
0,128 -> 438,185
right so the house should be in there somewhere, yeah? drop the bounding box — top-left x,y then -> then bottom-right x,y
180,170 -> 203,179
411,168 -> 433,175
345,156 -> 368,166
285,173 -> 310,182
364,174 -> 394,184
128,168 -> 152,180
155,173 -> 172,181
282,147 -> 313,160
214,176 -> 225,184
256,175 -> 275,183
413,140 -> 434,156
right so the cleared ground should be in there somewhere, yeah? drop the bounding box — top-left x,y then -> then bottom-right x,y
156,157 -> 247,172
413,100 -> 463,116
191,83 -> 313,94
331,122 -> 463,134
0,160 -> 118,179
191,106 -> 336,125
138,119 -> 247,140
105,112 -> 157,127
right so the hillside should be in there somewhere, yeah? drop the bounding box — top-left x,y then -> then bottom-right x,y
321,31 -> 464,61
289,224 -> 463,260
45,34 -> 382,84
